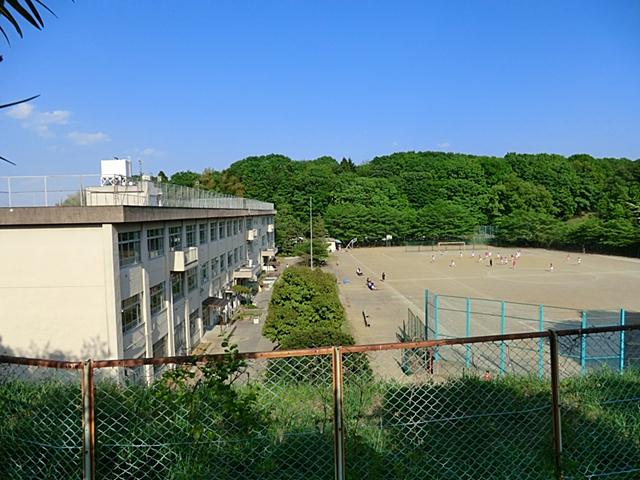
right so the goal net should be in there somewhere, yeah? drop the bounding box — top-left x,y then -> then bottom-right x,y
437,241 -> 466,251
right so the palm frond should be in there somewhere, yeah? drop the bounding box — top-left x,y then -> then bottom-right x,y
0,155 -> 17,166
0,93 -> 39,109
0,0 -> 53,41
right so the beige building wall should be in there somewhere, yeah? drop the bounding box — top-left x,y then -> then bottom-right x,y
0,225 -> 117,360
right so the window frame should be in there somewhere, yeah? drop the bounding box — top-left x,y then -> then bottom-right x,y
147,227 -> 165,260
118,231 -> 141,267
186,267 -> 198,292
185,224 -> 197,248
121,294 -> 142,333
171,272 -> 184,301
150,282 -> 166,316
168,226 -> 182,251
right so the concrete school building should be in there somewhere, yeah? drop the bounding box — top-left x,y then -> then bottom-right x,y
0,167 -> 276,362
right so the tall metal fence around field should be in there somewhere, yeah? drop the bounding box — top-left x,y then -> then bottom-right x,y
421,290 -> 637,377
1,324 -> 639,480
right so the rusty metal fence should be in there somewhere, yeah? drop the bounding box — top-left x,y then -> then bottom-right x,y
1,324 -> 639,479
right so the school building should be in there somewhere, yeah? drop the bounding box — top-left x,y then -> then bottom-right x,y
0,169 -> 276,362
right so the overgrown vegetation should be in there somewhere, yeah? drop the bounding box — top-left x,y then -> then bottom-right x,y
263,266 -> 352,347
166,152 -> 640,256
2,364 -> 639,479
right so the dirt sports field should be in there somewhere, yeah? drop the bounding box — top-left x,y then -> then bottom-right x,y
326,246 -> 640,345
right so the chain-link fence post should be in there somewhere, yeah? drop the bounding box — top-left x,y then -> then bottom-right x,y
424,289 -> 429,340
332,346 -> 346,480
82,359 -> 96,480
619,308 -> 626,372
548,330 -> 563,480
580,311 -> 587,374
538,305 -> 545,379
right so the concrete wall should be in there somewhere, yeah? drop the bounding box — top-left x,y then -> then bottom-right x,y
0,225 -> 116,360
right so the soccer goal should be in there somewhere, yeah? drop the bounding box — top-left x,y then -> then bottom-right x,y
437,241 -> 466,251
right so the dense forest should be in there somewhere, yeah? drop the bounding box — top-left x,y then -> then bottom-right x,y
162,151 -> 640,256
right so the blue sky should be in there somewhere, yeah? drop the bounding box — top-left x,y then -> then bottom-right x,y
1,0 -> 639,175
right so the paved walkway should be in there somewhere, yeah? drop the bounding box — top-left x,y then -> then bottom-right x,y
194,283 -> 277,354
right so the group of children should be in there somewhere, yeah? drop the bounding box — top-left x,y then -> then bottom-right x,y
355,267 -> 386,290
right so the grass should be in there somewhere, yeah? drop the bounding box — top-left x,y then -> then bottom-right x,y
1,367 -> 639,479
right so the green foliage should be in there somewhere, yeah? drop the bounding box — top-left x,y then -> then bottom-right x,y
169,170 -> 200,188
165,151 -> 640,255
279,324 -> 355,349
263,267 -> 346,343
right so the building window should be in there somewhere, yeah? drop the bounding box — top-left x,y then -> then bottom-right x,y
121,294 -> 142,333
171,272 -> 184,301
227,252 -> 233,269
186,267 -> 198,292
152,335 -> 168,375
189,309 -> 200,339
247,218 -> 253,230
150,282 -> 166,315
118,231 -> 141,267
220,254 -> 225,272
174,320 -> 185,355
239,219 -> 244,232
262,235 -> 266,247
233,219 -> 238,235
201,261 -> 209,284
210,221 -> 217,241
202,303 -> 212,329
169,226 -> 182,251
185,225 -> 196,248
212,257 -> 219,276
226,221 -> 232,237
219,221 -> 225,239
234,247 -> 239,265
147,227 -> 165,259
199,224 -> 207,245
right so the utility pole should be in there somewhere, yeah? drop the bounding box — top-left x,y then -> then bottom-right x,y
310,196 -> 314,268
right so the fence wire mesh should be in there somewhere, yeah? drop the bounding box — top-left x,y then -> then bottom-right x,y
343,338 -> 554,479
0,362 -> 83,479
0,325 -> 639,479
556,330 -> 640,479
93,353 -> 334,479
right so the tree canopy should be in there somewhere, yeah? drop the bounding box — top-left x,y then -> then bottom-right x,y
164,151 -> 640,256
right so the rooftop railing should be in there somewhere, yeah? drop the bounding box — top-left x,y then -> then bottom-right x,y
0,175 -> 274,210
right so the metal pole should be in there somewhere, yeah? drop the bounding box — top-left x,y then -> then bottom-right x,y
44,176 -> 48,206
549,329 -> 563,480
580,311 -> 587,375
500,301 -> 506,374
620,308 -> 626,373
82,359 -> 96,480
465,297 -> 471,369
424,289 -> 429,340
538,305 -> 544,379
332,347 -> 346,480
310,197 -> 313,269
434,295 -> 440,361
7,177 -> 12,207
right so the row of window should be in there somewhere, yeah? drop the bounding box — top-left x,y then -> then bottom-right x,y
122,284 -> 206,338
118,217 -> 270,267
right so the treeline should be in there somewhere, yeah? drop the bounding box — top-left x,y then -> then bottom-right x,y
163,151 -> 640,255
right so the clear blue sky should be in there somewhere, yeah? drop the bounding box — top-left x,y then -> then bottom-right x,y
1,0 -> 639,175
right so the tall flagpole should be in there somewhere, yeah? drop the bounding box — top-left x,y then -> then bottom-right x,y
310,197 -> 313,268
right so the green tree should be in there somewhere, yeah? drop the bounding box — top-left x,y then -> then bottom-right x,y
170,170 -> 200,188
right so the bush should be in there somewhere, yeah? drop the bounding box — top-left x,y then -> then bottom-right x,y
263,267 -> 346,343
280,325 -> 355,349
